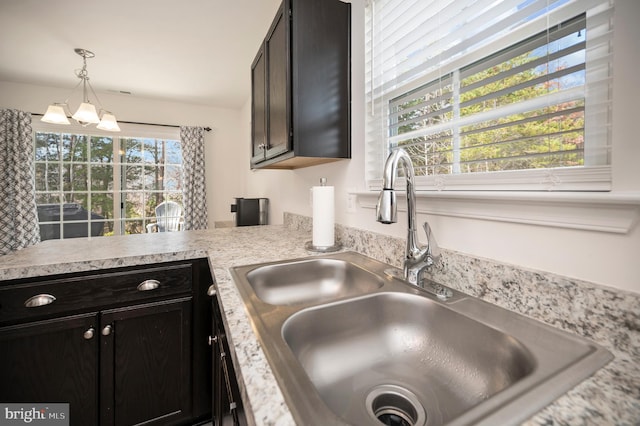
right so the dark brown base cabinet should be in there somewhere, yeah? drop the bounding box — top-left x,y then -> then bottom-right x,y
210,287 -> 246,426
101,299 -> 192,425
0,313 -> 99,425
0,259 -> 213,426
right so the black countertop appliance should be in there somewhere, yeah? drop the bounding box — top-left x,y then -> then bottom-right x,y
230,198 -> 268,226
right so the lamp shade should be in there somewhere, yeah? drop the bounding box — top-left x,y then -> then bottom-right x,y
41,104 -> 71,125
72,102 -> 100,124
97,113 -> 121,132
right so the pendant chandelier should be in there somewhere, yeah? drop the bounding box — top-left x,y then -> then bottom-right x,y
41,48 -> 120,132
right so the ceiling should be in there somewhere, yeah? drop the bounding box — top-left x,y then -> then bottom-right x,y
0,0 -> 281,109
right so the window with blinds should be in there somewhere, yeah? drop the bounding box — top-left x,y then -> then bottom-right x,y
365,0 -> 614,191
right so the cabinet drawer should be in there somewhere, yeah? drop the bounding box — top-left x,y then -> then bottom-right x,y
0,263 -> 192,325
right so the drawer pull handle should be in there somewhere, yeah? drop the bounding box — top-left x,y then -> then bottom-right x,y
102,325 -> 112,336
24,294 -> 56,308
137,279 -> 160,291
207,284 -> 217,297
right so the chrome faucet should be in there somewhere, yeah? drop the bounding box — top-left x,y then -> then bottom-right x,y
376,148 -> 440,285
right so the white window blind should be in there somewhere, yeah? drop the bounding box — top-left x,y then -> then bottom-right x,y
365,0 -> 614,191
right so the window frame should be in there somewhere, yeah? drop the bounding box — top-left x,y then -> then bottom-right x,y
358,0 -> 640,234
32,121 -> 182,239
364,0 -> 614,192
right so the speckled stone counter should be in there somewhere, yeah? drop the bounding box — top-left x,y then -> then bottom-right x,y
1,218 -> 638,425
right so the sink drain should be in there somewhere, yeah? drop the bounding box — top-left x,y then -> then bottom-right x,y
365,385 -> 426,426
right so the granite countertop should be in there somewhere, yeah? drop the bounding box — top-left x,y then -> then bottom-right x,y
0,225 -> 638,425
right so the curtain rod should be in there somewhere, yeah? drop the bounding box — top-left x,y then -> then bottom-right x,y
31,113 -> 212,132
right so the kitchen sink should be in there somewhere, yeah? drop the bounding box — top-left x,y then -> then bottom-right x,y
244,258 -> 384,306
282,292 -> 536,425
230,252 -> 612,426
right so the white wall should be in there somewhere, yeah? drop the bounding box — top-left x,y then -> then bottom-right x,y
0,80 -> 244,229
241,0 -> 640,294
2,0 -> 637,293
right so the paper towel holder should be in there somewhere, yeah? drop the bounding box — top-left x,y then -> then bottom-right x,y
306,177 -> 342,253
305,240 -> 342,253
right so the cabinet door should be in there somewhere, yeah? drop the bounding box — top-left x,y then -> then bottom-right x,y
265,3 -> 290,160
251,45 -> 267,165
211,294 -> 223,425
211,293 -> 246,426
0,313 -> 99,426
100,298 -> 192,426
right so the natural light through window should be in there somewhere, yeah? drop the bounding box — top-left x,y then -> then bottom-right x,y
34,131 -> 183,240
366,0 -> 613,191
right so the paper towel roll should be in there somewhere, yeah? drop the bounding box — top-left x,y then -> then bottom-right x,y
312,185 -> 335,248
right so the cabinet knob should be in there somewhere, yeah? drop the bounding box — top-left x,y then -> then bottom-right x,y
207,285 -> 217,297
83,327 -> 95,340
208,335 -> 218,346
102,325 -> 113,336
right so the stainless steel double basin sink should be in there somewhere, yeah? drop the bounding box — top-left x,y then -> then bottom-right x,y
230,252 -> 612,426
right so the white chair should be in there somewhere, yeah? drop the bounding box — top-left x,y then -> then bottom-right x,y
146,201 -> 184,233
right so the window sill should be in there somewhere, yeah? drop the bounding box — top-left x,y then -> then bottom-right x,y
354,190 -> 640,234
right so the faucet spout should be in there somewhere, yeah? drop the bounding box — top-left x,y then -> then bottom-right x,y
376,148 -> 439,285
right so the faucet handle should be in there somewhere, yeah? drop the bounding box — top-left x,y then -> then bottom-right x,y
423,222 -> 440,263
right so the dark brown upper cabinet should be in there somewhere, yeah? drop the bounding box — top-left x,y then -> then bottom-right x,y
251,0 -> 351,169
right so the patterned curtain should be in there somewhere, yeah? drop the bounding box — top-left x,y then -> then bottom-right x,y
180,126 -> 208,230
0,109 -> 40,254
